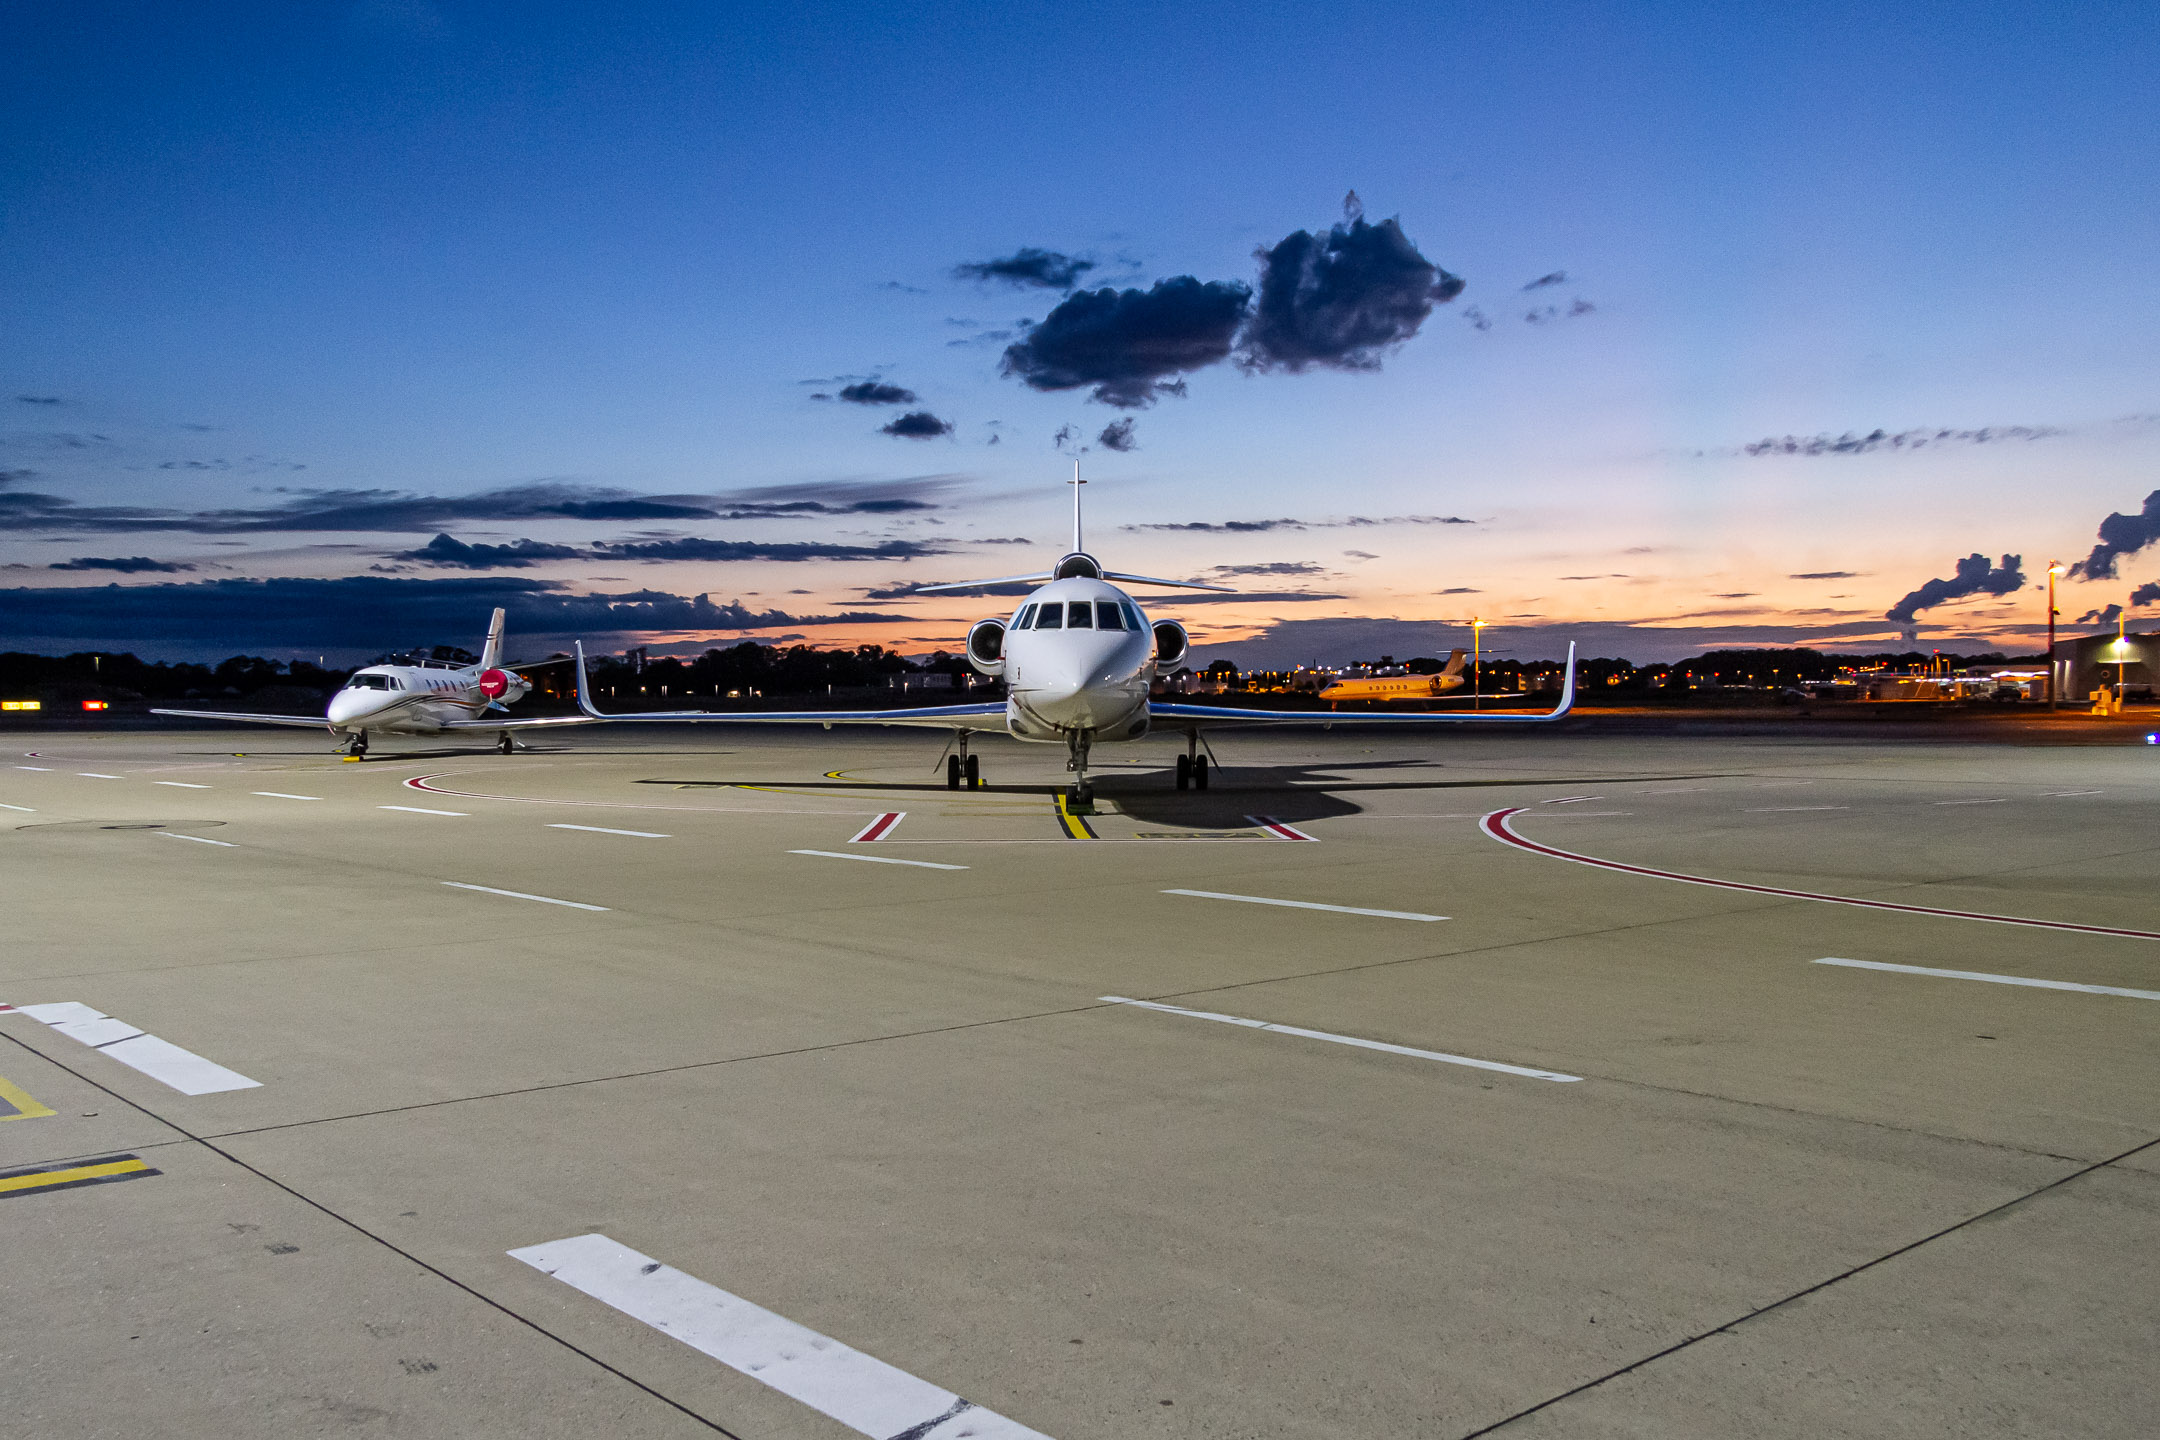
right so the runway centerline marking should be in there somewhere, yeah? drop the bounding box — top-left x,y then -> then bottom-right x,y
0,802 -> 32,812
1814,957 -> 2160,1001
548,823 -> 669,837
1480,807 -> 2160,941
441,882 -> 608,911
790,848 -> 967,870
1936,798 -> 2008,806
77,773 -> 121,779
2043,790 -> 2102,797
154,781 -> 212,788
251,791 -> 320,801
15,765 -> 53,771
1,1154 -> 159,1199
11,1001 -> 261,1094
1162,889 -> 1445,921
382,805 -> 469,816
510,1233 -> 1053,1440
158,832 -> 235,847
1745,806 -> 1849,812
1100,996 -> 1581,1082
849,810 -> 904,843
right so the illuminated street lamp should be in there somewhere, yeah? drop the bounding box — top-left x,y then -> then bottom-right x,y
2046,561 -> 2066,708
1471,617 -> 1488,710
2103,613 -> 2135,706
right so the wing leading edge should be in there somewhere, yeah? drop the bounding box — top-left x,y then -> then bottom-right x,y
148,708 -> 333,729
1151,644 -> 1578,726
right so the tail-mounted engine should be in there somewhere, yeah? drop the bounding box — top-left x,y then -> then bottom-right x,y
966,619 -> 1006,677
1152,619 -> 1189,668
478,668 -> 530,704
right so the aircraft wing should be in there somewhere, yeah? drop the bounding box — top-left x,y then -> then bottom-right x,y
570,642 -> 1006,730
149,708 -> 332,729
1151,644 -> 1578,726
436,714 -> 603,731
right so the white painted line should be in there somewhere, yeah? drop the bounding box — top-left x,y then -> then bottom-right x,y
790,848 -> 967,871
1247,814 -> 1319,841
252,791 -> 320,801
850,810 -> 904,843
158,832 -> 235,847
381,805 -> 469,816
13,1001 -> 262,1094
154,781 -> 211,788
1543,795 -> 1603,804
0,802 -> 32,812
441,882 -> 608,911
2043,790 -> 2102,797
1100,996 -> 1581,1082
1645,787 -> 1709,793
1936,798 -> 2007,805
1814,957 -> 2160,1001
15,765 -> 53,771
1162,888 -> 1445,921
78,773 -> 121,779
509,1233 -> 1053,1440
1744,805 -> 1849,812
547,823 -> 669,837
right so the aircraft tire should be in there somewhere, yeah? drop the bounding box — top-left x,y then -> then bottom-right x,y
946,754 -> 962,788
1193,755 -> 1209,790
497,733 -> 513,755
1175,753 -> 1191,790
964,753 -> 980,787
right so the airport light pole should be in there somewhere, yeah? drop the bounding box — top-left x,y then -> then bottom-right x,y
2046,562 -> 2064,708
1471,617 -> 1487,710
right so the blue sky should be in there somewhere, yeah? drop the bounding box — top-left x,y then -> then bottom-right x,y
5,1 -> 2159,663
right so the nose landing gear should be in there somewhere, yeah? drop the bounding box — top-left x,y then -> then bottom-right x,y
1066,728 -> 1095,805
344,732 -> 368,758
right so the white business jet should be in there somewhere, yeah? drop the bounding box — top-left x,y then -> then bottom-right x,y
572,471 -> 1575,800
152,608 -> 594,756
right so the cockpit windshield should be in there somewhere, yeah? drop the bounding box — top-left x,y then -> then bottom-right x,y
346,673 -> 393,690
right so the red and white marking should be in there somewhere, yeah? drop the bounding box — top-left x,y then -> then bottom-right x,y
1480,807 -> 2160,941
849,811 -> 905,843
1247,814 -> 1318,841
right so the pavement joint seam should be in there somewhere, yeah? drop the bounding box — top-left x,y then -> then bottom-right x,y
0,1025 -> 747,1439
1455,1131 -> 2160,1439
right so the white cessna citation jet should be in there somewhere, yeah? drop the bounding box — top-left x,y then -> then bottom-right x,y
573,472 -> 1575,800
152,608 -> 594,756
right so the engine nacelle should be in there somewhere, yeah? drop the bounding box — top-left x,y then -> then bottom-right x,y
966,619 -> 1006,677
478,667 -> 529,703
1152,619 -> 1189,668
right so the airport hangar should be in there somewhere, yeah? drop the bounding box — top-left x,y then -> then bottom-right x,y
1,716 -> 2155,1440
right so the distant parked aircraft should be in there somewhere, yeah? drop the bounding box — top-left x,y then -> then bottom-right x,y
152,608 -> 592,755
1317,650 -> 1471,704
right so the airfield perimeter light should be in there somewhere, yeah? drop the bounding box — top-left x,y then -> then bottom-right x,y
1,700 -> 39,711
2046,561 -> 2066,708
1472,618 -> 1488,710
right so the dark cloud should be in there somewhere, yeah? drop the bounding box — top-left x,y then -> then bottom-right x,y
49,555 -> 196,573
1522,272 -> 1568,291
1125,514 -> 1473,533
1436,586 -> 1479,594
1148,591 -> 1349,606
393,534 -> 588,569
1790,571 -> 1859,580
1186,617 -> 1944,670
878,281 -> 930,295
596,537 -> 943,563
1001,277 -> 1251,408
0,575 -> 912,655
1744,425 -> 2063,457
1097,418 -> 1137,452
1712,592 -> 1757,599
860,578 -> 1036,599
2068,490 -> 2160,580
1462,306 -> 1492,331
1885,553 -> 2025,634
16,395 -> 66,405
1241,216 -> 1463,373
1212,562 -> 1326,577
1524,299 -> 1596,325
955,248 -> 1095,290
1342,550 -> 1378,560
880,411 -> 954,439
1052,424 -> 1079,451
1560,573 -> 1629,581
971,536 -> 1033,544
837,381 -> 917,406
2078,604 -> 2123,625
2131,581 -> 2160,607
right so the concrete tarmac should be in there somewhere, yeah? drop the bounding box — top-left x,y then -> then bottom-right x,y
1,724 -> 2154,1438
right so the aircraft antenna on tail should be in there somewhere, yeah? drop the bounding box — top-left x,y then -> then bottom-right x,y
1070,458 -> 1085,554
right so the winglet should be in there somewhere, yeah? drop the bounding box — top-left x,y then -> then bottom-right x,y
1550,641 -> 1577,719
572,640 -> 607,718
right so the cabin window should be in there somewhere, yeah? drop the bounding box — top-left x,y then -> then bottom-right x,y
1095,601 -> 1125,630
1015,604 -> 1037,629
1035,605 -> 1063,629
1066,601 -> 1094,628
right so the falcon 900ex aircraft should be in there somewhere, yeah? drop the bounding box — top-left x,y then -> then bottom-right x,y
153,608 -> 595,755
574,472 -> 1575,801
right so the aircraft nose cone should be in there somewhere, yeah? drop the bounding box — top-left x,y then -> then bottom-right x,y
327,691 -> 372,726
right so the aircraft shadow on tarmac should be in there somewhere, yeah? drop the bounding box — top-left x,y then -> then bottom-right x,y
645,761 -> 1732,828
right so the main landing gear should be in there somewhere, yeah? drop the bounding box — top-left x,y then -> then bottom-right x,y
943,732 -> 982,789
1173,730 -> 1209,790
496,732 -> 514,755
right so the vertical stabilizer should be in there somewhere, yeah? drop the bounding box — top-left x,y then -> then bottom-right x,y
480,608 -> 506,670
1070,458 -> 1084,554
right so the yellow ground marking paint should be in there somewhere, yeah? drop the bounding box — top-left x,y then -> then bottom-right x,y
823,770 -> 855,780
1054,793 -> 1098,840
0,1154 -> 157,1198
0,1075 -> 57,1122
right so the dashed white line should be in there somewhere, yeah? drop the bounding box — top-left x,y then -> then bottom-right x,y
154,781 -> 212,789
12,1001 -> 261,1094
78,773 -> 121,779
252,791 -> 320,801
1745,805 -> 1850,812
1162,888 -> 1445,921
1814,957 -> 2160,1001
548,823 -> 669,838
1543,795 -> 1604,804
441,882 -> 608,911
158,832 -> 234,847
16,765 -> 53,771
0,802 -> 32,813
790,848 -> 967,870
1936,798 -> 2007,805
381,805 -> 468,816
2043,790 -> 2102,797
1100,996 -> 1581,1082
510,1233 -> 1053,1440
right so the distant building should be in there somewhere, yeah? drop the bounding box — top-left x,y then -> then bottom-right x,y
2056,630 -> 2154,700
